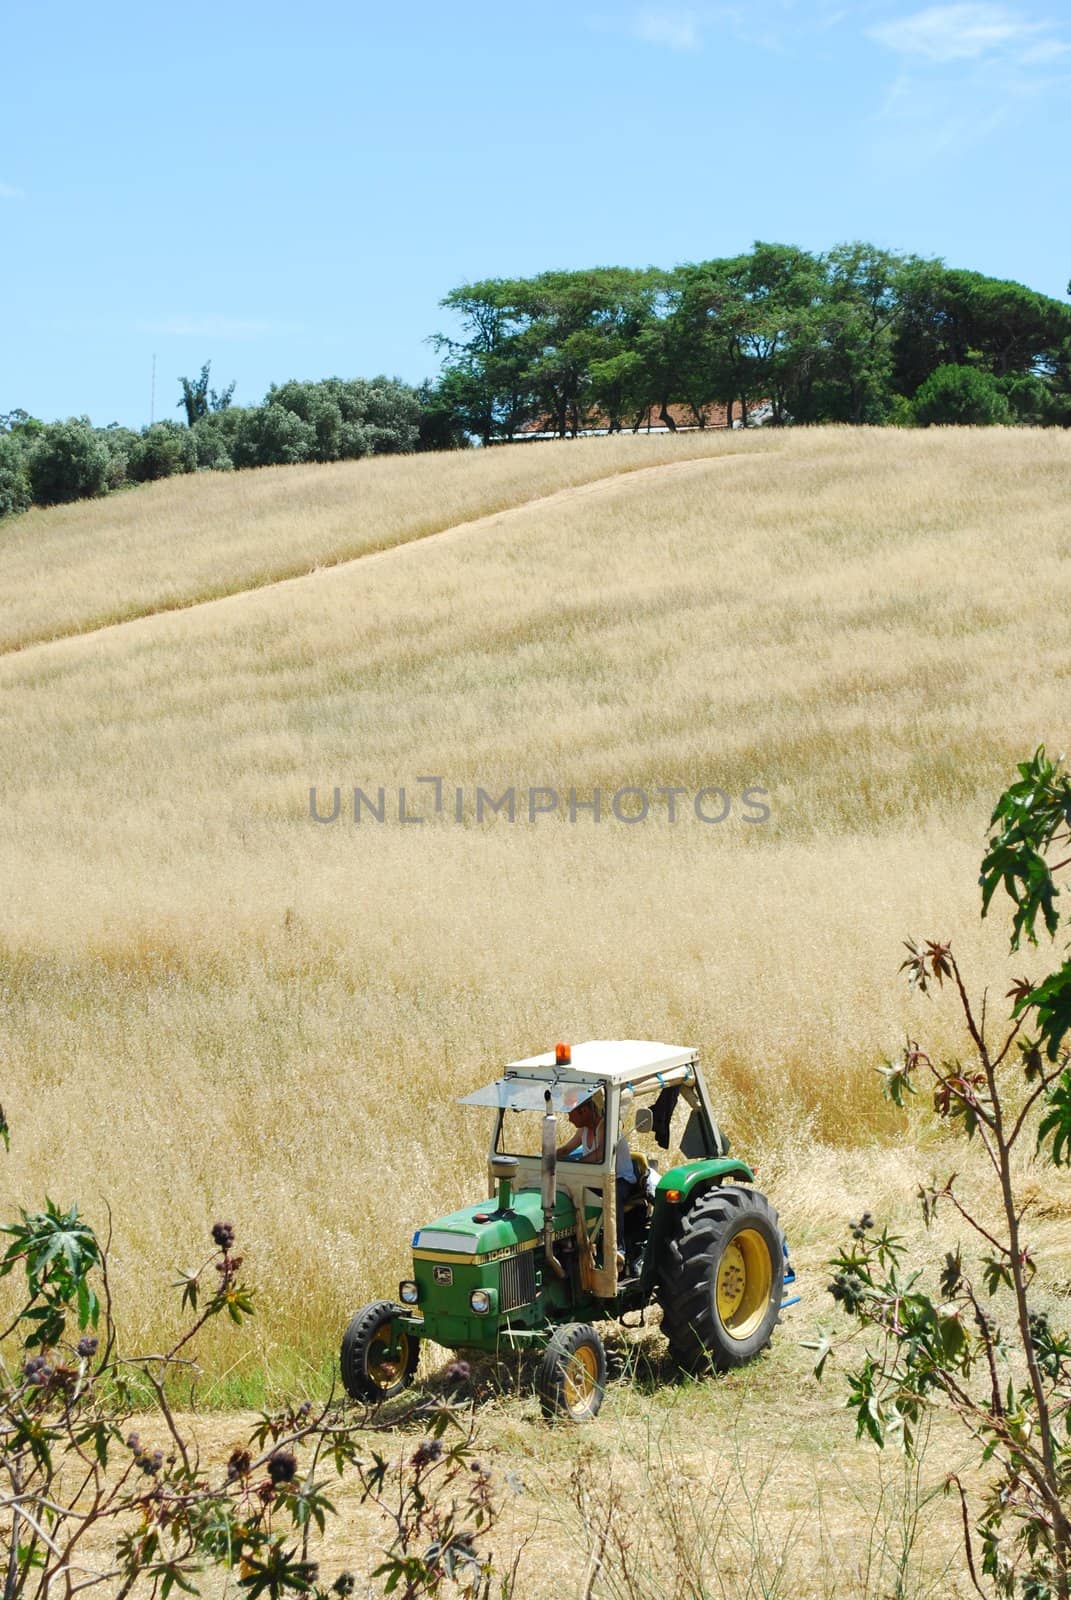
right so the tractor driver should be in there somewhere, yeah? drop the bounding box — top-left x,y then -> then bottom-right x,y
557,1096 -> 605,1162
558,1095 -> 640,1272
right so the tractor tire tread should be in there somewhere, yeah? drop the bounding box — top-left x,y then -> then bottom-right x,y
656,1184 -> 784,1373
536,1322 -> 607,1422
340,1299 -> 419,1402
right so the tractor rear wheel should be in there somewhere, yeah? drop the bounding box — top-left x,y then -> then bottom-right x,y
340,1301 -> 420,1402
657,1185 -> 784,1372
536,1323 -> 607,1422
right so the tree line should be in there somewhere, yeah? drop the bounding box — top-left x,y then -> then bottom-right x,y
0,370 -> 448,519
1,240 -> 1069,522
433,242 -> 1071,442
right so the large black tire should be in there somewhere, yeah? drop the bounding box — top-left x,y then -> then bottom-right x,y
657,1185 -> 784,1373
536,1323 -> 607,1422
340,1301 -> 420,1402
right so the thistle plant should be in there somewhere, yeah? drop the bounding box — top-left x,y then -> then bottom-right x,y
0,1190 -> 502,1600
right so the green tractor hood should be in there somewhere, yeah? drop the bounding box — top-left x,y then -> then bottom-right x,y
403,1185 -> 580,1350
412,1186 -> 575,1259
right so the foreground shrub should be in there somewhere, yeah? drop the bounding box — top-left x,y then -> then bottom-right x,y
816,748 -> 1071,1598
0,1160 -> 503,1599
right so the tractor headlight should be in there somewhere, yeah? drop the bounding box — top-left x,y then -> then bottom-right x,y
469,1289 -> 492,1315
399,1280 -> 420,1305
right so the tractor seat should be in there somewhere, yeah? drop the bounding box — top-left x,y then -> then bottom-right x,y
620,1152 -> 654,1281
623,1150 -> 653,1213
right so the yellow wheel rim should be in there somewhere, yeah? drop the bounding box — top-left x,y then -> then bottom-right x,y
716,1229 -> 773,1340
368,1324 -> 409,1386
563,1343 -> 599,1415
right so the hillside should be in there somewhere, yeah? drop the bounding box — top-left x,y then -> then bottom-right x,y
2,426 -> 1070,1595
0,431 -> 773,653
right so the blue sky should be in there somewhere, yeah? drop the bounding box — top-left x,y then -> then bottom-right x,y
2,0 -> 1068,428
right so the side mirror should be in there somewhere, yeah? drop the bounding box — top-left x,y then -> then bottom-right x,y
634,1106 -> 654,1133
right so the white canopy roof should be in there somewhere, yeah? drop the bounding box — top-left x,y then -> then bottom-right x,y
505,1039 -> 698,1084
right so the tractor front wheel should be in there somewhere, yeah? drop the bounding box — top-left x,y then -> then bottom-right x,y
657,1185 -> 784,1372
340,1301 -> 420,1402
536,1323 -> 607,1422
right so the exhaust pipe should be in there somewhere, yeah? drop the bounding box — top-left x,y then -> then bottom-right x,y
541,1091 -> 565,1279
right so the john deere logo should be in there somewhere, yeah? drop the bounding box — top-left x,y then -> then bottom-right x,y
433,1265 -> 453,1285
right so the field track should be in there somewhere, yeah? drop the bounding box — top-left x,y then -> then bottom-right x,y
0,452 -> 738,661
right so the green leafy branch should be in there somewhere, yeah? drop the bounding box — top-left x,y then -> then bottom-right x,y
814,751 -> 1071,1600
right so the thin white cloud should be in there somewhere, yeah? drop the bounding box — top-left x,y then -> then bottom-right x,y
136,315 -> 302,341
869,3 -> 1049,63
593,2 -> 858,55
0,182 -> 24,200
870,45 -> 1066,170
865,1 -> 1068,170
630,9 -> 702,49
1018,35 -> 1070,60
875,68 -> 1012,154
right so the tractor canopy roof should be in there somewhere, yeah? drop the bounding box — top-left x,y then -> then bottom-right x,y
459,1040 -> 699,1112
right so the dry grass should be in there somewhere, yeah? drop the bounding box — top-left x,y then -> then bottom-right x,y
2,424 -> 1070,1358
2,424 -> 1071,1588
0,431 -> 772,653
172,1336 -> 977,1600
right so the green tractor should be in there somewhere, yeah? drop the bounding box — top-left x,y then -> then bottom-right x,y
341,1040 -> 797,1421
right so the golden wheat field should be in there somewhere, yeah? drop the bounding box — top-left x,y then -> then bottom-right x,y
3,425 -> 1071,1595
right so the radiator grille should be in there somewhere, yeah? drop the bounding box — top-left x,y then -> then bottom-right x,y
499,1251 -> 536,1313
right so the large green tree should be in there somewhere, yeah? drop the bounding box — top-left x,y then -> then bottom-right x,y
436,268 -> 662,440
800,243 -> 903,424
893,264 -> 1071,397
517,267 -> 662,437
434,280 -> 535,444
